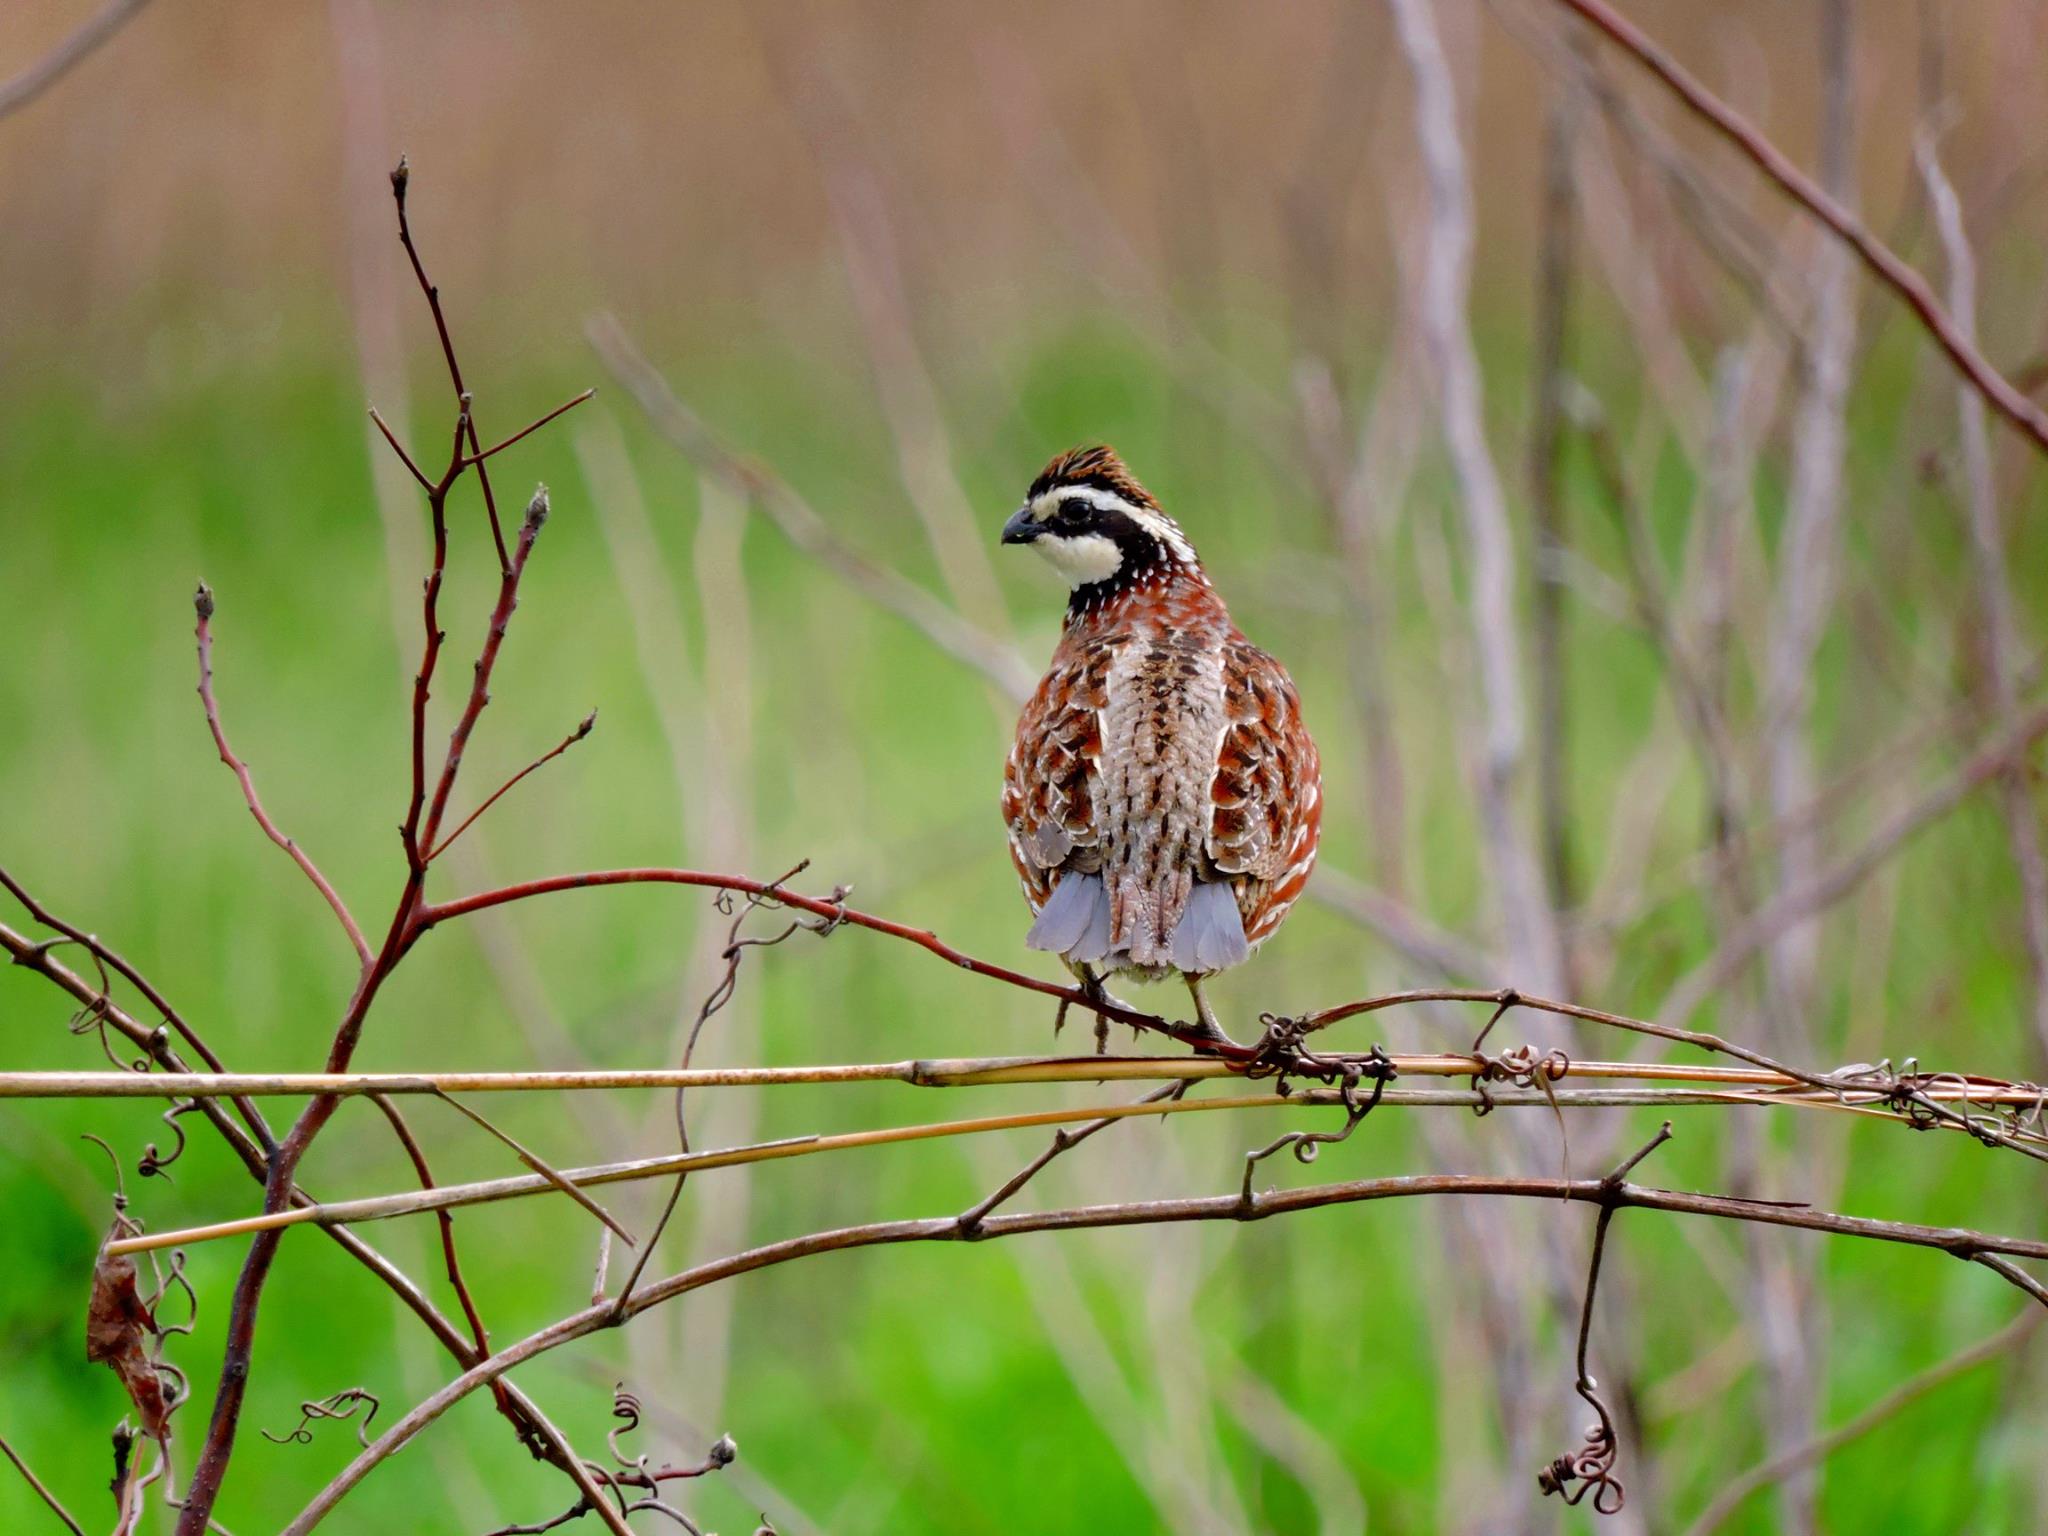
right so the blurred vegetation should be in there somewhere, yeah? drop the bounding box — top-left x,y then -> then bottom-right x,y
8,2 -> 2048,1532
0,318 -> 2041,1532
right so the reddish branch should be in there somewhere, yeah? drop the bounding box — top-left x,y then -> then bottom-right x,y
390,156 -> 511,573
194,585 -> 373,968
418,489 -> 551,860
427,712 -> 596,862
420,867 -> 1229,1053
172,164 -> 591,1535
1547,0 -> 2048,459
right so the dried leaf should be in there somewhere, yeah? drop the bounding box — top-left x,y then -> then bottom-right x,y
86,1235 -> 171,1441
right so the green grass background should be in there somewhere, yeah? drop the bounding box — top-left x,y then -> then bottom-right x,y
4,293 -> 2046,1534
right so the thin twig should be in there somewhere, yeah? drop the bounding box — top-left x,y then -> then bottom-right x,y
420,866 -> 1221,1048
0,0 -> 151,122
612,874 -> 840,1311
957,1082 -> 1187,1232
1661,700 -> 2048,1026
360,1092 -> 528,1446
587,312 -> 1038,703
462,389 -> 597,467
1542,0 -> 2048,458
0,916 -> 613,1525
0,1429 -> 87,1536
425,711 -> 597,863
109,1069 -> 2048,1260
1681,1304 -> 2044,1536
194,585 -> 373,968
281,1171 -> 2048,1534
0,867 -> 275,1150
390,157 -> 510,573
367,407 -> 432,491
432,1090 -> 636,1246
1915,122 -> 2048,1065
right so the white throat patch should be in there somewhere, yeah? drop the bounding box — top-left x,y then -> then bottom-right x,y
1031,531 -> 1125,588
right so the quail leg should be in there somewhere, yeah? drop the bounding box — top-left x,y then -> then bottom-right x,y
1074,962 -> 1115,1055
1184,974 -> 1239,1050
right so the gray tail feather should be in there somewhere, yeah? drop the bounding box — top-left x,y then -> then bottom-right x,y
1027,873 -> 1114,963
1032,873 -> 1246,974
1168,881 -> 1249,974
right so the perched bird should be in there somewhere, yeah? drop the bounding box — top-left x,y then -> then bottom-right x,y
999,445 -> 1321,1044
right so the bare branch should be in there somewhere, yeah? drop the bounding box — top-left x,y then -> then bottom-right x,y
1541,0 -> 2048,459
1915,123 -> 2048,1063
587,312 -> 1038,703
0,0 -> 150,122
462,390 -> 598,468
0,914 -> 611,1522
194,586 -> 373,968
432,1090 -> 636,1247
281,1172 -> 2048,1534
0,866 -> 275,1150
1388,0 -> 1564,993
389,157 -> 510,572
960,1081 -> 1189,1232
1661,701 -> 2048,1025
1682,1304 -> 2043,1536
426,711 -> 596,863
366,407 -> 432,491
0,1429 -> 86,1536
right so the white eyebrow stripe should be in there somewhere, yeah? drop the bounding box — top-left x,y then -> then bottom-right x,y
1034,485 -> 1148,520
1031,485 -> 1198,565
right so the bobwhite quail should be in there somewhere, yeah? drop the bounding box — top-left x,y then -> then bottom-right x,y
1000,445 -> 1321,1044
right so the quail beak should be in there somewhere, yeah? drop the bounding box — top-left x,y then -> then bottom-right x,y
1001,505 -> 1044,545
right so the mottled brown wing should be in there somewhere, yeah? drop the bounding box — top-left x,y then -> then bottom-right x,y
1208,639 -> 1321,945
1002,639 -> 1112,912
